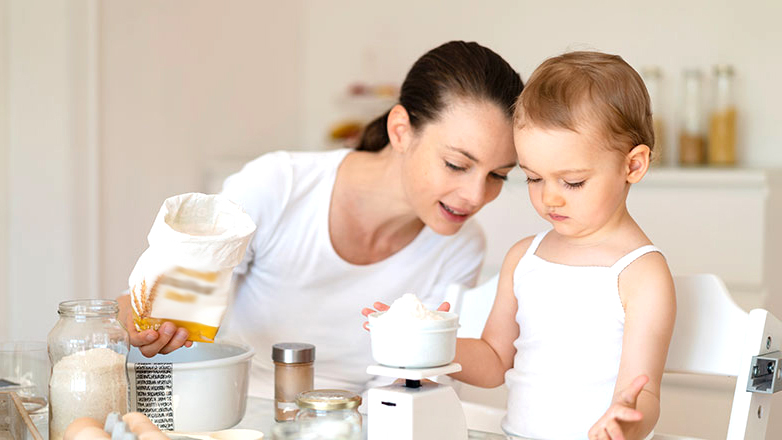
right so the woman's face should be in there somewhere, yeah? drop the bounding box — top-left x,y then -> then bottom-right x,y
400,99 -> 517,236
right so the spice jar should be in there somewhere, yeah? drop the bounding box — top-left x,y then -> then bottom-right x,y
678,69 -> 706,166
295,389 -> 362,430
708,64 -> 737,166
47,299 -> 129,440
641,66 -> 665,165
273,342 -> 315,421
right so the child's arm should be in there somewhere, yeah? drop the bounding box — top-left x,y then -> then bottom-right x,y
449,236 -> 532,388
589,252 -> 676,440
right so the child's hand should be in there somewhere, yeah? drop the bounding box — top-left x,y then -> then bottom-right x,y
587,375 -> 648,440
360,301 -> 450,331
118,294 -> 192,357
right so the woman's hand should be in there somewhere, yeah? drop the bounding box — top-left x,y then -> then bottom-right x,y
588,375 -> 648,440
360,301 -> 450,331
117,294 -> 192,357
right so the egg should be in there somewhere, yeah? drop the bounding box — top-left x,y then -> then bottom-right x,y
63,418 -> 108,440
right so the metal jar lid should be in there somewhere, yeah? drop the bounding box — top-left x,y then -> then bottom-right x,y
272,342 -> 315,364
295,389 -> 361,411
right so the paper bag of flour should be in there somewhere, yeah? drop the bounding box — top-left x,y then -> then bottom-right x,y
129,193 -> 256,343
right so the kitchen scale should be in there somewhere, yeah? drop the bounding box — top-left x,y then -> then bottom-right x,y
366,363 -> 468,440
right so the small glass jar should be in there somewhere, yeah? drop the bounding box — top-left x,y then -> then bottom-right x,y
295,389 -> 362,429
708,64 -> 737,166
273,342 -> 315,421
679,68 -> 706,166
47,299 -> 129,440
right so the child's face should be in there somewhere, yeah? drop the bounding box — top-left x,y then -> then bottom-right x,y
514,125 -> 630,239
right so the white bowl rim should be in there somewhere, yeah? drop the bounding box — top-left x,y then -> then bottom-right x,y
127,341 -> 255,371
367,310 -> 458,321
366,325 -> 459,333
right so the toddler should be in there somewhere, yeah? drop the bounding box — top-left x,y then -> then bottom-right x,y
453,51 -> 676,440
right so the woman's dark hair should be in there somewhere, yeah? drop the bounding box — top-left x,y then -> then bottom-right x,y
357,41 -> 524,152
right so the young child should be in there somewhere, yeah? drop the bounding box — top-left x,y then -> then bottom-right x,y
365,51 -> 675,440
453,51 -> 676,440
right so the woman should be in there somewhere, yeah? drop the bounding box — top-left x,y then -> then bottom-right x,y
121,40 -> 524,396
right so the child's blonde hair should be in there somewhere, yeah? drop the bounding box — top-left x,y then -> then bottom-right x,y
514,51 -> 654,154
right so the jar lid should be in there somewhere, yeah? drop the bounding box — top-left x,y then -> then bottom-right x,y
295,389 -> 362,411
272,342 -> 315,364
58,299 -> 119,317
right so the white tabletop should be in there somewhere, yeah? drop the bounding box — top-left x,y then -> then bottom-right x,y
235,397 -> 511,439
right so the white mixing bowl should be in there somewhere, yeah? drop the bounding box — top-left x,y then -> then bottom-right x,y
367,311 -> 459,368
126,341 -> 253,431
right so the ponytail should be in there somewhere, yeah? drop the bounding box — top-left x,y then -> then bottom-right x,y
355,41 -> 523,153
356,110 -> 391,152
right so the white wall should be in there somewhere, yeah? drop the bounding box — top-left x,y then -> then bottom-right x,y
0,0 -> 9,341
4,0 -> 101,341
99,0 -> 305,297
299,0 -> 782,167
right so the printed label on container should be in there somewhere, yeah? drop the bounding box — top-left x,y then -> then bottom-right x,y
131,363 -> 174,430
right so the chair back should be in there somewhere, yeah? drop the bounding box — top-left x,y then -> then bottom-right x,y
666,274 -> 748,376
444,274 -> 499,339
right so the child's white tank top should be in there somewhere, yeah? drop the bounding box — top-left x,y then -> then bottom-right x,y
502,230 -> 662,439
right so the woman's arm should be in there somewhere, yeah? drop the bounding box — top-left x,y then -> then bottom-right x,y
589,252 -> 676,440
449,236 -> 532,387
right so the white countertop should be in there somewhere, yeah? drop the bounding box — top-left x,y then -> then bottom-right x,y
235,397 -> 511,440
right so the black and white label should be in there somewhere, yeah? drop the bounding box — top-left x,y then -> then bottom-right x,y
132,363 -> 174,430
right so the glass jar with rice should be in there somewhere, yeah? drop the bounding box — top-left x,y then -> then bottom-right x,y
47,299 -> 129,440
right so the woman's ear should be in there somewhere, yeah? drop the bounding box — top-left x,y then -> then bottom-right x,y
626,144 -> 651,184
386,104 -> 413,153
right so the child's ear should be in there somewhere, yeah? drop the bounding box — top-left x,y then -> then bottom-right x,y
626,144 -> 651,184
387,104 -> 413,153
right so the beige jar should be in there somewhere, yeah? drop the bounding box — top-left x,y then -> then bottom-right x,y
273,343 -> 315,421
708,64 -> 737,166
679,69 -> 706,166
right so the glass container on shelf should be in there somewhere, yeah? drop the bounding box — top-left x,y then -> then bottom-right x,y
641,67 -> 665,166
47,299 -> 129,440
708,64 -> 737,166
327,82 -> 399,149
678,69 -> 706,166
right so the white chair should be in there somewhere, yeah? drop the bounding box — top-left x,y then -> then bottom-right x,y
443,273 -> 499,339
655,274 -> 782,439
447,273 -> 782,439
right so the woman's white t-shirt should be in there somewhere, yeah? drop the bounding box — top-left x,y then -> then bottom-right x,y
217,149 -> 485,397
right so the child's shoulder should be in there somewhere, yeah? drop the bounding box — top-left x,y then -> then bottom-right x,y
620,244 -> 670,280
618,245 -> 675,308
500,234 -> 538,270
